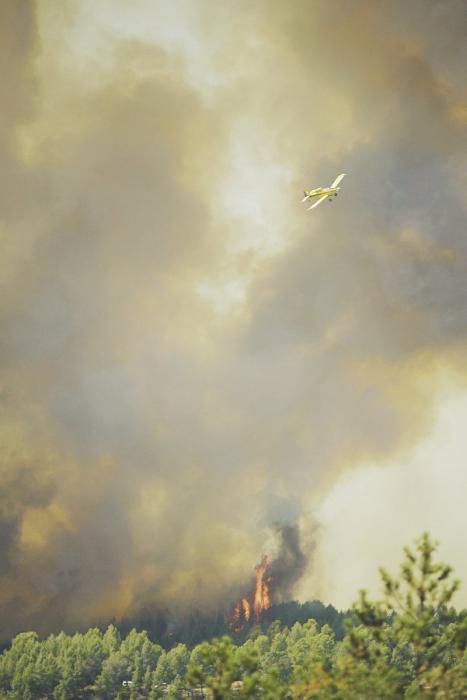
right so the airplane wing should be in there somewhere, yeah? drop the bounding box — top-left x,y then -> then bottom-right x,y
301,193 -> 310,202
330,173 -> 346,188
308,194 -> 327,210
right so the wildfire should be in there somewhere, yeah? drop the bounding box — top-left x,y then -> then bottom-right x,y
229,554 -> 272,631
254,554 -> 271,618
242,597 -> 251,621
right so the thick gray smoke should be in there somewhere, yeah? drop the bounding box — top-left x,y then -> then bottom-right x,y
0,0 -> 466,639
268,525 -> 308,604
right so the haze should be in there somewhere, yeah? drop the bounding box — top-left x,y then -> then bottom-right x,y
1,0 -> 466,638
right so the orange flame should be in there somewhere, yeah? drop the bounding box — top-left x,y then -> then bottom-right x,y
254,554 -> 271,619
228,554 -> 272,631
242,597 -> 251,621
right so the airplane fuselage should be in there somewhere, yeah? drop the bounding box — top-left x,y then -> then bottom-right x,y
302,173 -> 346,209
304,186 -> 340,199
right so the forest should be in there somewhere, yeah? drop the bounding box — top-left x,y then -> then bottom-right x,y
0,534 -> 465,699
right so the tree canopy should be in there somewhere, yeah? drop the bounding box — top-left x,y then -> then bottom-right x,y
0,533 -> 465,699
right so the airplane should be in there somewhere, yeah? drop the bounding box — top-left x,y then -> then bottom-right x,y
302,173 -> 346,210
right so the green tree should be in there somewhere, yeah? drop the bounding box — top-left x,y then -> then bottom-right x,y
152,651 -> 171,688
262,629 -> 293,682
102,624 -> 121,655
166,643 -> 189,680
8,633 -> 40,700
187,636 -> 283,700
296,533 -> 467,699
378,532 -> 467,697
187,637 -> 237,699
95,650 -> 131,698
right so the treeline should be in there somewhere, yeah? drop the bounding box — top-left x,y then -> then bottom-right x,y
0,534 -> 466,699
116,600 -> 348,650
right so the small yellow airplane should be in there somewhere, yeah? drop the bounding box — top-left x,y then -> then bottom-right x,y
302,173 -> 346,210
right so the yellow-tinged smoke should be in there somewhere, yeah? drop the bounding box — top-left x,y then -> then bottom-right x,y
0,0 -> 466,638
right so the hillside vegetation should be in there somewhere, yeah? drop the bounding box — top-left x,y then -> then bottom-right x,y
0,534 -> 465,699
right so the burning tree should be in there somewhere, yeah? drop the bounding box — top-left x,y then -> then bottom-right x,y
228,526 -> 307,632
229,555 -> 272,631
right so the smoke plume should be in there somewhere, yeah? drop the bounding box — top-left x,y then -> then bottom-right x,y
0,0 -> 466,639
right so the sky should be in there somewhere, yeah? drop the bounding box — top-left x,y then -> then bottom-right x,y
1,0 -> 467,638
